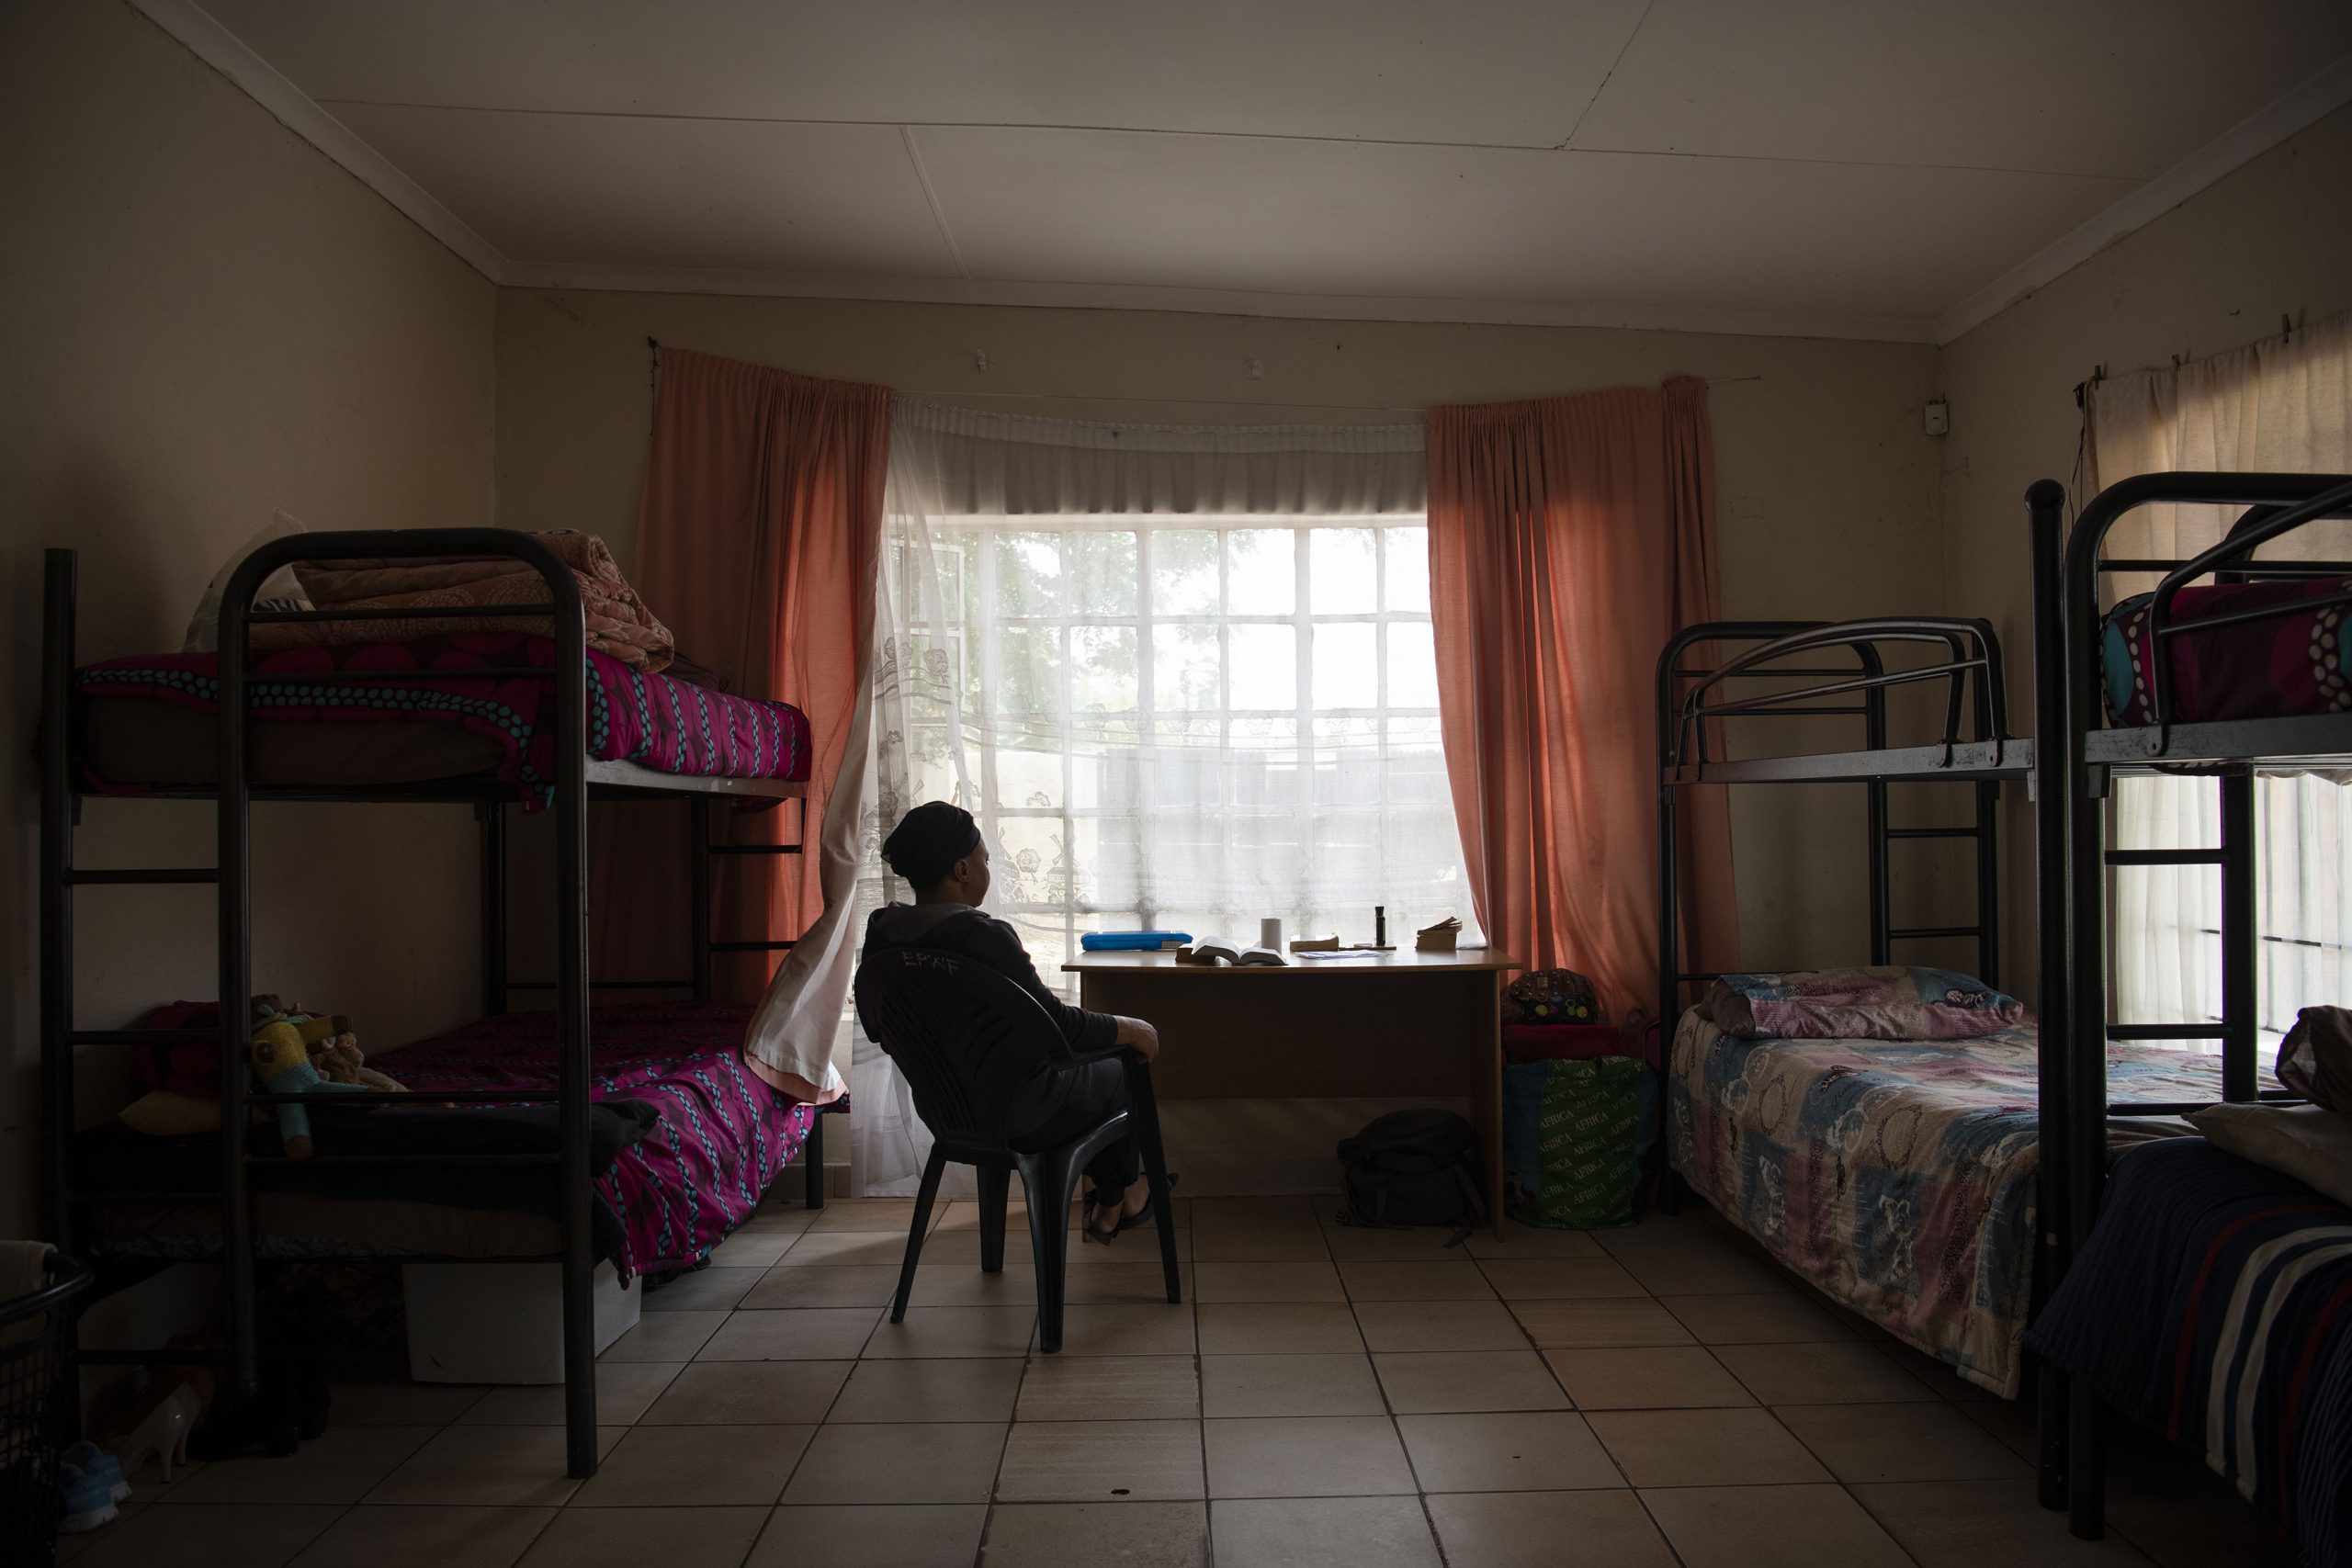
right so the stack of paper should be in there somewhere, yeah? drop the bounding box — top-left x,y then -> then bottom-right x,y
1415,916 -> 1462,953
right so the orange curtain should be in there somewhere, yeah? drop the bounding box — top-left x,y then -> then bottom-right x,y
595,349 -> 889,1057
1426,378 -> 1736,1021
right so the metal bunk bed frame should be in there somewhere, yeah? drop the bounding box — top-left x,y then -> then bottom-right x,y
40,531 -> 824,1482
2030,470 -> 2352,1540
1655,613 -> 2053,1486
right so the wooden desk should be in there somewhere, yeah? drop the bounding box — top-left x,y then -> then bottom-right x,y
1063,949 -> 1521,1236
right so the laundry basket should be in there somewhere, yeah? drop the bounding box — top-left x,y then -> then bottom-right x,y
0,1252 -> 90,1568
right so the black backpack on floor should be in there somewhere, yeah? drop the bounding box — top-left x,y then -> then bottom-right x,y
1335,1110 -> 1485,1231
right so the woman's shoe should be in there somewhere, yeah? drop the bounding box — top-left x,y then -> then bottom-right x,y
56,1462 -> 119,1532
113,1382 -> 198,1485
62,1440 -> 129,1502
1084,1173 -> 1180,1243
1114,1172 -> 1181,1235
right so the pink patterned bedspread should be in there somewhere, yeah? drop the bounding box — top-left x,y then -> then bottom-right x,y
78,632 -> 810,805
378,1000 -> 816,1277
1669,1010 -> 2256,1396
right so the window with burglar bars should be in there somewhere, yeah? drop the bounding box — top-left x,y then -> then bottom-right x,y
880,514 -> 1474,989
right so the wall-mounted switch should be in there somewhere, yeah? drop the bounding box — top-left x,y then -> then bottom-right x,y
1924,400 -> 1951,436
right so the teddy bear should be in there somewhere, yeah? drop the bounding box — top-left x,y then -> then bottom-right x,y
310,1024 -> 405,1094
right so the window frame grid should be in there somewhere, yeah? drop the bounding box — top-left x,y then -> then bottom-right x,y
903,513 -> 1444,948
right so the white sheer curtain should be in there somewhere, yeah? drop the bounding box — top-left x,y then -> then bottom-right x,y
849,401 -> 1469,1194
2088,312 -> 2352,1045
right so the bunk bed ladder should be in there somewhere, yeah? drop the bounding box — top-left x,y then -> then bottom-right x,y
1872,783 -> 2004,986
1870,664 -> 2006,988
704,804 -> 827,1206
41,552 -> 243,1436
2090,770 -> 2260,1115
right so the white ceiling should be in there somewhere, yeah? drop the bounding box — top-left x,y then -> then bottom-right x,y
158,0 -> 2352,342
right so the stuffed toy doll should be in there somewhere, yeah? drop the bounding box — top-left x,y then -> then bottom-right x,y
307,1021 -> 406,1094
248,1010 -> 368,1158
314,1035 -> 403,1093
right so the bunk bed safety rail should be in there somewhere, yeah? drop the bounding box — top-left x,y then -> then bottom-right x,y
2064,470 -> 2352,753
1658,619 -> 1877,778
2141,477 -> 2352,749
1664,617 -> 2008,773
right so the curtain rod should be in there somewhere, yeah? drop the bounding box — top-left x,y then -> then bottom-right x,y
891,376 -> 1766,412
894,389 -> 1426,413
2087,307 -> 2324,389
645,337 -> 1762,414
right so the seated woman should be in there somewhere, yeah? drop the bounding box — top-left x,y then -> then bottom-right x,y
863,801 -> 1164,1244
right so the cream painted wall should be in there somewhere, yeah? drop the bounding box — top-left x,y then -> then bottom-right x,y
495,290 -> 1951,983
1939,102 -> 2352,1000
0,1 -> 497,1232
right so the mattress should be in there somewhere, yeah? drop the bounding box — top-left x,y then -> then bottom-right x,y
2102,577 -> 2352,727
378,1000 -> 821,1276
76,632 -> 811,802
2028,1139 -> 2352,1568
1668,1010 -> 2262,1395
83,1001 -> 823,1277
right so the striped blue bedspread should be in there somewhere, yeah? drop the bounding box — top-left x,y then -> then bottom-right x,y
2027,1137 -> 2352,1567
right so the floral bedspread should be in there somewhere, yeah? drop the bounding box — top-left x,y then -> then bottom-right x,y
1668,1011 -> 2251,1395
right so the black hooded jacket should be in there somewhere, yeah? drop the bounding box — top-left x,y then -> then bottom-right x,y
858,901 -> 1120,1062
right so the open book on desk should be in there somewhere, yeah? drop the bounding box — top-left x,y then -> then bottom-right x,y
1176,938 -> 1286,966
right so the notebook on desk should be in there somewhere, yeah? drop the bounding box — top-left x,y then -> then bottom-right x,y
1177,938 -> 1286,966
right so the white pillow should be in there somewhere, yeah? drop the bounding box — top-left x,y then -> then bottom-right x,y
182,509 -> 316,652
2187,1102 -> 2352,1209
119,1090 -> 220,1135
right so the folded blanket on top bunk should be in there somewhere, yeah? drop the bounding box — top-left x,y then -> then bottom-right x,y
76,633 -> 811,804
2103,576 -> 2352,725
2028,1138 -> 2352,1568
256,531 -> 675,671
1671,1002 -> 2263,1396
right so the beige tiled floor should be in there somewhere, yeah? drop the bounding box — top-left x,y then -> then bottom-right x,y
60,1193 -> 2295,1567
